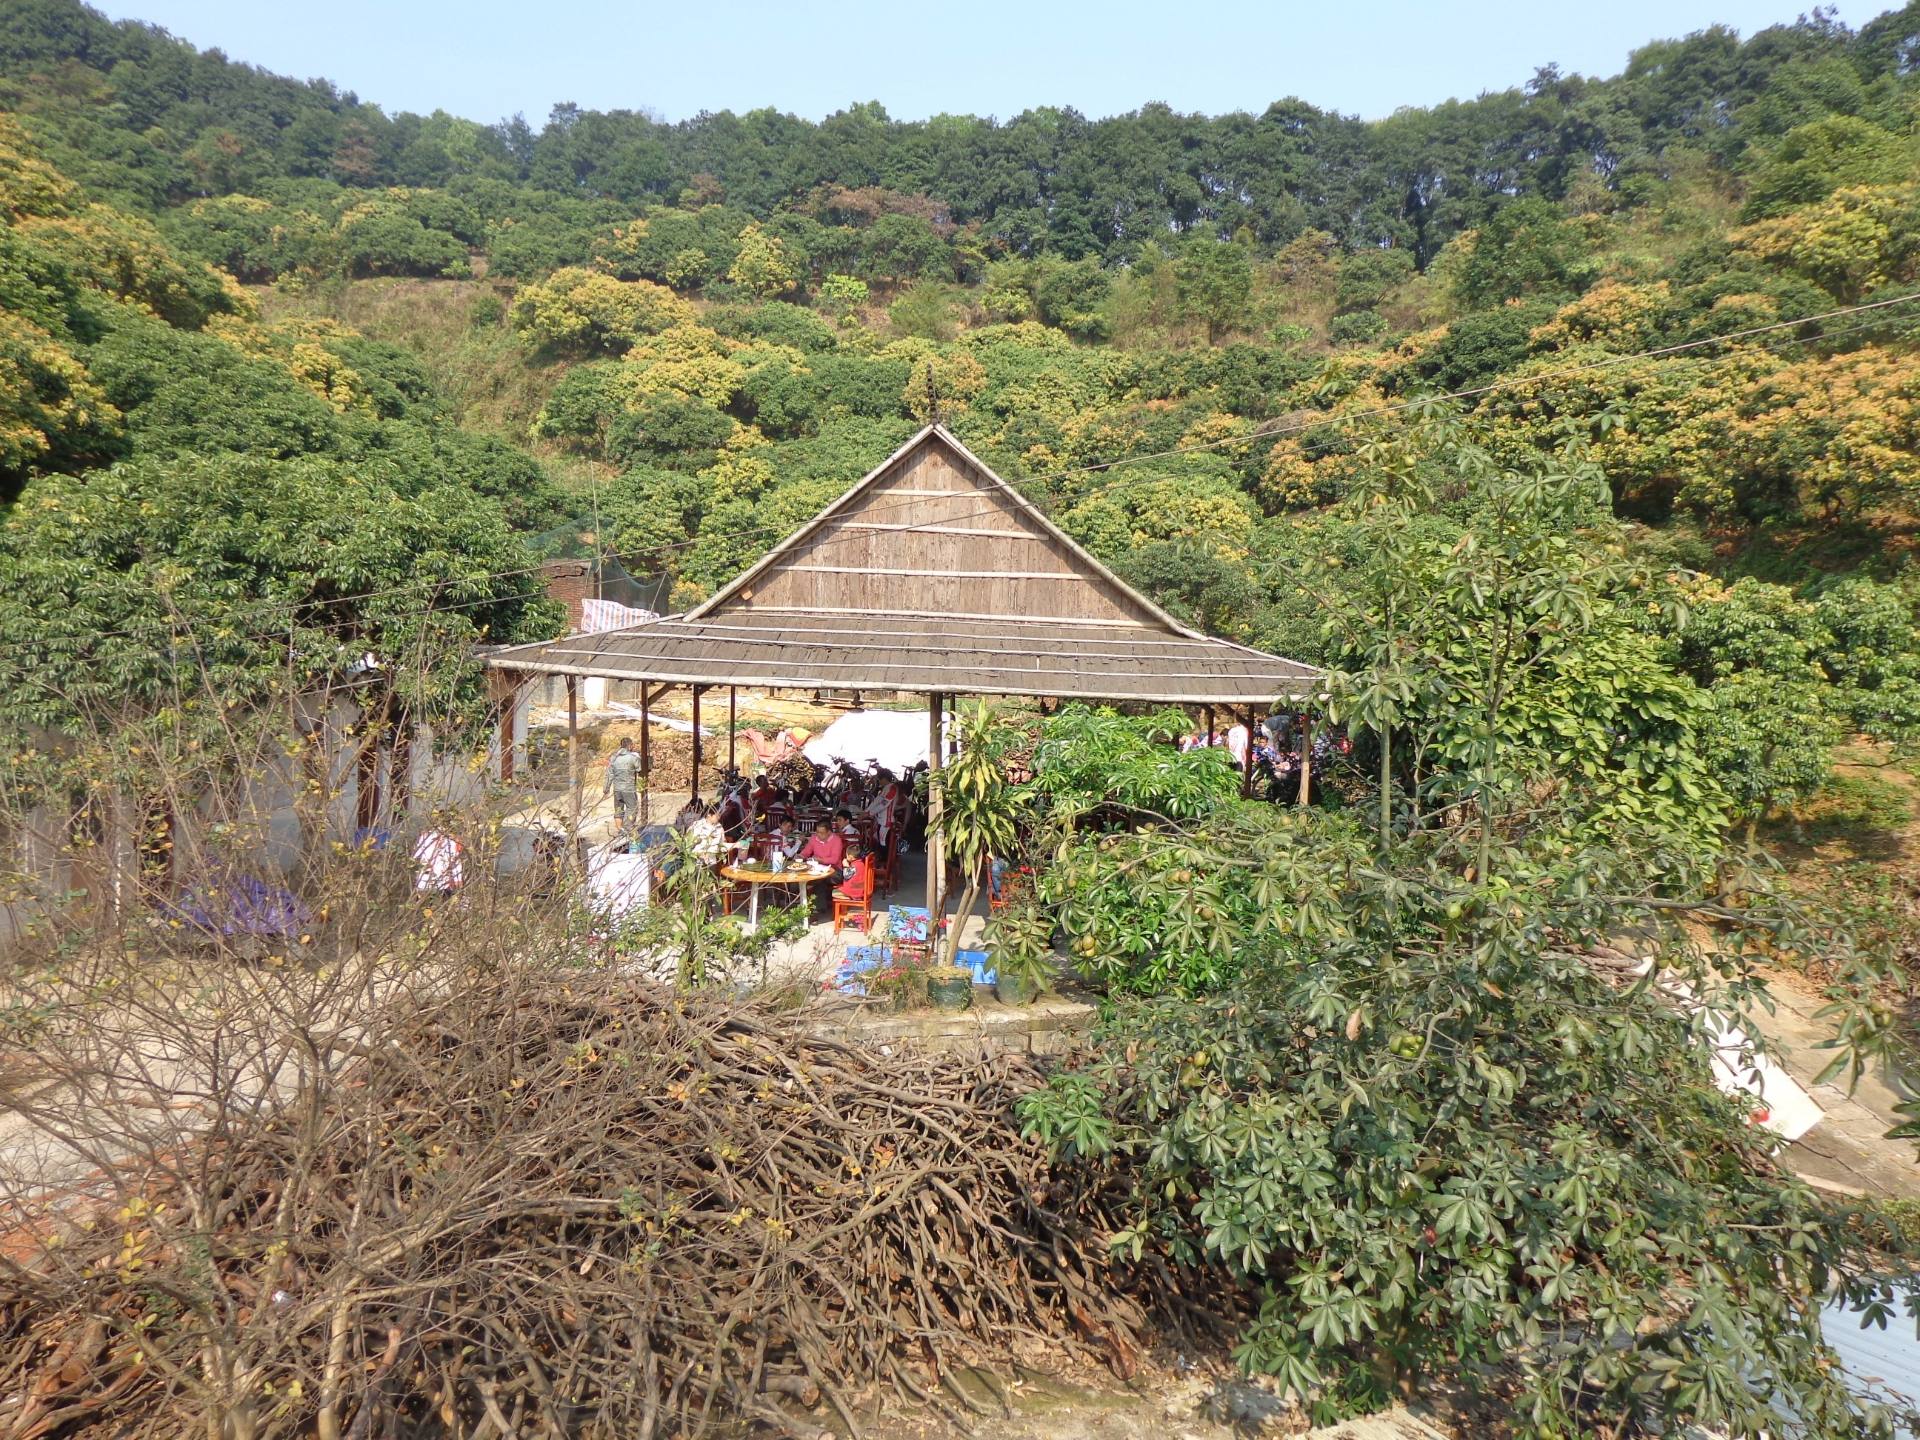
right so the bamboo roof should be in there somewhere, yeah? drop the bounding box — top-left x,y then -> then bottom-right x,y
487,425 -> 1320,705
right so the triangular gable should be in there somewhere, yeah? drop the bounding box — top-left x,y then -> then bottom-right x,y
686,425 -> 1199,634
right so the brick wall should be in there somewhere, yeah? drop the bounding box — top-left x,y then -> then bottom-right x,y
540,560 -> 593,634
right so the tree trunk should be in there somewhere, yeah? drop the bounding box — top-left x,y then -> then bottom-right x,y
942,879 -> 979,971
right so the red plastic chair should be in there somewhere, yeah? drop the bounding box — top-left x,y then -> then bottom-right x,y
832,857 -> 876,935
871,831 -> 900,898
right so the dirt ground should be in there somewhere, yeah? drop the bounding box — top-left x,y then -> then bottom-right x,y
857,1360 -> 1449,1440
1744,742 -> 1920,1195
524,690 -> 871,799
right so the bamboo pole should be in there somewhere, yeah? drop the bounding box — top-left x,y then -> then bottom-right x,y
728,687 -> 738,775
639,684 -> 652,826
925,693 -> 943,917
691,687 -> 704,802
1297,710 -> 1312,807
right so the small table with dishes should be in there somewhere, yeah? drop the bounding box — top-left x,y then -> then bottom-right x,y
720,859 -> 833,932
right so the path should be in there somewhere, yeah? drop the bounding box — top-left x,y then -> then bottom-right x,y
1753,965 -> 1920,1198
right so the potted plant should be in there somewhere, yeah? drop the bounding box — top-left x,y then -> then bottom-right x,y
923,964 -> 973,1012
929,701 -> 1031,1007
869,958 -> 924,1010
986,898 -> 1051,1006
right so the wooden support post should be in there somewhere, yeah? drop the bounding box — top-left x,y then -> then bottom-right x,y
690,686 -> 704,803
562,682 -> 579,828
639,683 -> 652,826
728,687 -> 738,776
356,721 -> 381,832
1297,710 -> 1313,807
925,693 -> 944,917
1203,705 -> 1214,747
489,667 -> 521,786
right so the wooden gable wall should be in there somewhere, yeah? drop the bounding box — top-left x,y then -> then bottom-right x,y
714,435 -> 1164,627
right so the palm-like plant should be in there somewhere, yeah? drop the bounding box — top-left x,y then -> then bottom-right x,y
931,700 -> 1029,971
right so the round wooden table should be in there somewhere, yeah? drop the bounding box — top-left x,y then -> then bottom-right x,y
720,861 -> 832,932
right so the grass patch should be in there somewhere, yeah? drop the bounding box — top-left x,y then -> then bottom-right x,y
259,276 -> 559,441
1797,771 -> 1916,842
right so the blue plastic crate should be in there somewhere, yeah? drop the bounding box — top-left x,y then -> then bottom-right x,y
957,948 -> 996,986
833,943 -> 892,996
888,905 -> 931,944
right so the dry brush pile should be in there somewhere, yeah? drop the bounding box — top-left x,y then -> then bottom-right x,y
1,962 -> 1219,1439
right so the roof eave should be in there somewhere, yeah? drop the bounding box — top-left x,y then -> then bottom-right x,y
491,654 -> 1321,705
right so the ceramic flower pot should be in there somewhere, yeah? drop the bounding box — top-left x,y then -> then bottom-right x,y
993,970 -> 1040,1006
924,969 -> 974,1012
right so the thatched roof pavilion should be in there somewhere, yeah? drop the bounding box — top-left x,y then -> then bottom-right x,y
484,424 -> 1322,909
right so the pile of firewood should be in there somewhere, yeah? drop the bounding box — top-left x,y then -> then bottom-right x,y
1,976 -> 1212,1439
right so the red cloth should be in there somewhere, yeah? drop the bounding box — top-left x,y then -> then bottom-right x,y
798,832 -> 846,869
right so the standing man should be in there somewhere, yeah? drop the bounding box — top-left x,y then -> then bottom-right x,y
605,735 -> 643,836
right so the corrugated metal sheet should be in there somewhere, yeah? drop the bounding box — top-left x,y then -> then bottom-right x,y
1824,1297 -> 1920,1435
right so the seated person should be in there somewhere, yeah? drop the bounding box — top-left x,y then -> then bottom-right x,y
833,807 -> 861,850
749,775 -> 778,818
765,818 -> 802,860
796,819 -> 848,920
796,818 -> 846,871
683,800 -> 730,865
834,844 -> 876,908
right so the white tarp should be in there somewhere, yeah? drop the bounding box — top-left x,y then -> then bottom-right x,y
579,598 -> 658,634
804,709 -> 932,776
1703,1009 -> 1826,1143
1633,962 -> 1824,1143
585,847 -> 650,921
609,702 -> 709,735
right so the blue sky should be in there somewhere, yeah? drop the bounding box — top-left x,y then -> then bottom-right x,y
99,0 -> 1874,127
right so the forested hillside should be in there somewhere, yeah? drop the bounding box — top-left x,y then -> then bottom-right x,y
4,0 -> 1920,820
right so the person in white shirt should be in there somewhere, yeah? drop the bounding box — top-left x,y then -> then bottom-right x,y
412,826 -> 464,897
1224,723 -> 1250,770
684,801 -> 729,865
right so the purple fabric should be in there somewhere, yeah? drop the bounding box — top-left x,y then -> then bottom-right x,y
173,873 -> 311,939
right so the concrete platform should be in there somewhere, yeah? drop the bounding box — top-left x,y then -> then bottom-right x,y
811,988 -> 1096,1057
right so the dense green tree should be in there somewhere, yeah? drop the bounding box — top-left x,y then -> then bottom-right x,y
1176,234 -> 1256,344
0,452 -> 558,759
337,204 -> 470,279
82,312 -> 345,462
1448,197 -> 1599,310
607,391 -> 735,471
1742,115 -> 1919,219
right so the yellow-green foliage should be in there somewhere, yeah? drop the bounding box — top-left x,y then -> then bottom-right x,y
0,310 -> 119,474
510,267 -> 696,353
0,116 -> 79,220
1733,183 -> 1920,302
